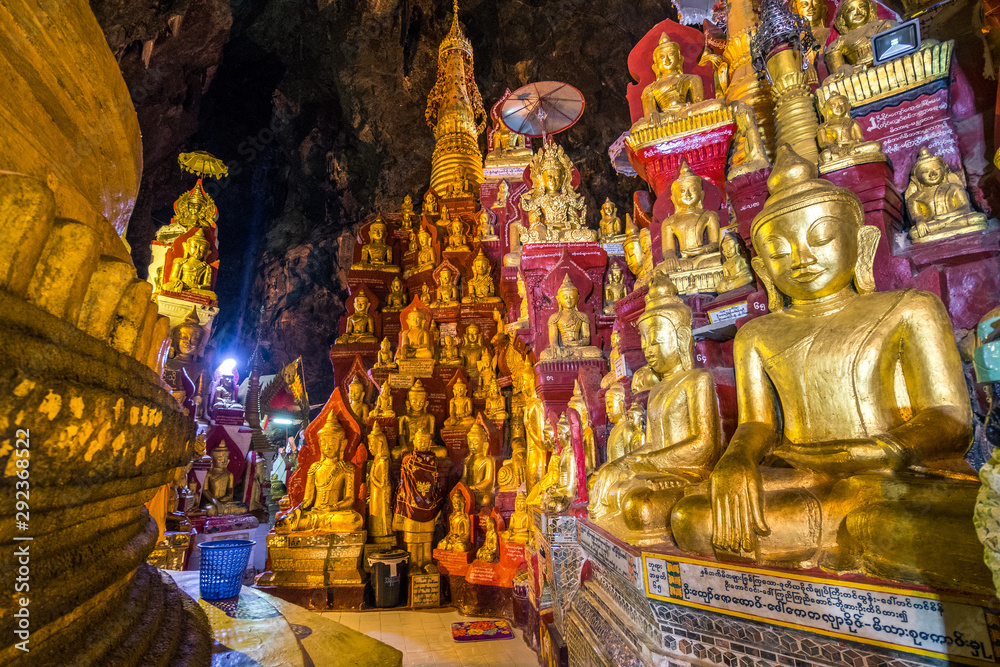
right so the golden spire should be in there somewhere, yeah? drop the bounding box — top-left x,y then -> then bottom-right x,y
425,0 -> 487,198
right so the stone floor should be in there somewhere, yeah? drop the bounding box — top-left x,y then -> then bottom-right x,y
320,608 -> 540,667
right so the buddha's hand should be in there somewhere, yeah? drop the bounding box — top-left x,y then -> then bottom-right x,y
773,437 -> 907,476
710,452 -> 770,554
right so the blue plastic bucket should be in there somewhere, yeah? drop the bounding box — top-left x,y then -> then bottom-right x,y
198,540 -> 255,600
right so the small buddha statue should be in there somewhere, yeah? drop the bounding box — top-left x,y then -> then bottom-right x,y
439,335 -> 462,366
670,147 -> 989,593
274,413 -> 364,534
202,443 -> 250,516
444,377 -> 475,428
905,147 -> 987,243
498,431 -> 528,492
162,309 -> 208,413
601,329 -> 626,390
485,380 -> 508,421
625,404 -> 645,454
445,215 -> 470,252
540,274 -> 602,361
476,209 -> 498,241
163,229 -> 217,299
637,33 -> 727,127
437,492 -> 473,552
503,492 -> 531,545
367,422 -> 393,540
374,337 -> 397,370
420,282 -> 432,305
396,308 -> 435,361
791,0 -> 830,47
817,94 -> 885,170
603,264 -> 628,315
347,376 -> 369,423
824,0 -> 895,80
589,276 -> 721,537
371,380 -> 395,419
157,182 -> 216,243
659,161 -> 721,272
336,292 -> 378,344
462,424 -> 497,509
393,427 -> 447,567
603,382 -> 630,462
447,166 -> 472,198
474,353 -> 496,399
463,250 -> 500,303
400,194 -> 417,232
716,233 -> 754,293
432,266 -> 459,307
351,218 -> 399,273
631,271 -> 680,394
394,380 -> 436,460
211,373 -> 242,412
568,380 -> 597,477
492,181 -> 509,209
408,228 -> 437,277
423,189 -> 439,216
517,273 -> 530,324
539,414 -> 578,513
384,276 -> 407,312
520,144 -> 592,243
598,198 -> 624,243
476,516 -> 500,562
522,369 -> 549,492
459,324 -> 485,376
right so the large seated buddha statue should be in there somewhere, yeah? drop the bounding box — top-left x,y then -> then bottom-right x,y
817,94 -> 886,172
659,161 -> 722,273
337,292 -> 378,344
163,229 -> 217,299
519,143 -> 595,244
351,217 -> 399,273
634,33 -> 727,132
275,412 -> 363,533
539,274 -> 603,362
589,270 -> 722,542
823,0 -> 895,81
396,307 -> 436,361
671,147 -> 991,593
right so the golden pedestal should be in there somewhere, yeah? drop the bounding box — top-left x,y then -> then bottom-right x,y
263,530 -> 367,587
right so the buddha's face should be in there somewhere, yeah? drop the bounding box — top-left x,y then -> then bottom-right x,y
624,238 -> 641,273
673,178 -> 702,209
407,310 -> 425,330
474,257 -> 488,276
355,294 -> 369,313
515,495 -> 526,512
610,265 -> 623,283
349,381 -> 364,403
408,389 -> 427,412
611,330 -> 621,349
466,324 -> 481,344
445,335 -> 456,349
842,0 -> 871,30
176,327 -> 201,356
381,338 -> 391,352
440,268 -> 453,285
602,200 -> 615,217
541,163 -> 563,193
916,159 -> 946,187
605,389 -> 625,422
795,0 -> 825,24
469,427 -> 486,452
370,223 -> 386,243
522,369 -> 536,394
414,429 -> 431,452
184,238 -> 210,261
639,230 -> 652,256
454,381 -> 467,397
653,43 -> 682,75
721,235 -> 738,258
628,406 -> 643,426
556,420 -> 571,447
557,285 -> 579,310
640,316 -> 680,375
499,181 -> 508,196
452,494 -> 464,511
403,195 -> 412,211
320,426 -> 346,459
211,447 -> 229,468
755,211 -> 858,301
828,95 -> 849,119
391,277 -> 403,292
419,231 -> 431,248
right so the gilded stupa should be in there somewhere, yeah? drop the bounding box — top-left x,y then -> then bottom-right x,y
425,0 -> 488,197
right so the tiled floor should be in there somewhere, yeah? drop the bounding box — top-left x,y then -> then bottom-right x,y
318,608 -> 539,667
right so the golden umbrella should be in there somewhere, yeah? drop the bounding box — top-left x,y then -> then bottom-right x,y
178,151 -> 228,179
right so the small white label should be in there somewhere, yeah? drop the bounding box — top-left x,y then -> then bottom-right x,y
614,355 -> 629,381
708,301 -> 748,324
389,374 -> 414,388
439,322 -> 458,343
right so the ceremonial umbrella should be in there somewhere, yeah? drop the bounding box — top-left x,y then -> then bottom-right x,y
500,81 -> 585,143
178,151 -> 229,179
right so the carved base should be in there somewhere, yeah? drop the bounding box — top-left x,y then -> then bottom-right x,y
433,548 -> 474,577
264,530 -> 367,587
449,575 -> 516,620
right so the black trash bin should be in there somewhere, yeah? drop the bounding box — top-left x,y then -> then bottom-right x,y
368,549 -> 409,608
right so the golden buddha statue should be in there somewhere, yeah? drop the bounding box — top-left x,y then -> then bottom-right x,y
637,33 -> 726,128
517,273 -> 530,324
394,426 -> 447,567
423,189 -> 439,216
337,292 -> 378,344
540,274 -> 602,361
371,380 -> 395,419
540,413 -> 579,513
659,162 -> 721,271
437,492 -> 473,552
498,432 -> 527,492
445,215 -> 470,252
374,337 -> 398,370
353,217 -> 400,273
447,165 -> 473,198
791,0 -> 830,46
625,404 -> 645,454
475,209 -> 498,241
420,282 -> 432,305
716,234 -> 754,293
462,424 -> 497,509
604,382 -> 629,462
503,492 -> 531,544
163,229 -> 216,299
474,351 -> 496,399
905,147 -> 988,243
568,380 -> 597,477
492,181 -> 509,209
395,380 -> 436,460
601,329 -> 625,390
671,147 -> 987,592
408,228 -> 437,277
397,308 -> 435,361
485,380 -> 508,421
158,181 -> 216,243
631,272 -> 680,394
817,94 -> 886,172
520,143 -> 595,243
522,369 -> 549,491
589,273 -> 721,539
477,516 -> 499,562
211,373 -> 242,413
347,376 -> 369,423
444,376 -> 475,428
598,198 -> 624,243
462,250 -> 500,303
603,264 -> 628,315
385,276 -> 407,311
275,414 -> 363,533
367,422 -> 392,540
162,309 -> 208,411
439,335 -> 462,366
459,323 -> 485,375
400,194 -> 417,231
432,266 -> 459,307
202,443 -> 249,516
824,0 -> 895,80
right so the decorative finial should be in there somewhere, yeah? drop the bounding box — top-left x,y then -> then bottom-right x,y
749,0 -> 817,80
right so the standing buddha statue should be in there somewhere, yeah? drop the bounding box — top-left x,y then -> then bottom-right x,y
603,382 -> 630,463
670,147 -> 990,593
367,422 -> 392,540
540,274 -> 602,361
393,427 -> 447,568
347,376 -> 369,423
568,380 -> 597,477
523,369 -> 549,492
